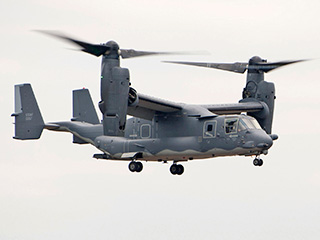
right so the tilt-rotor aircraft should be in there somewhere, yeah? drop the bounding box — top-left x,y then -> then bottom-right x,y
12,32 -> 304,175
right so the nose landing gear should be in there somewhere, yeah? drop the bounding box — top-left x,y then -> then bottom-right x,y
253,157 -> 263,167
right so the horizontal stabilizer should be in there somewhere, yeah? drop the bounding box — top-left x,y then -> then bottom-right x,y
12,84 -> 44,140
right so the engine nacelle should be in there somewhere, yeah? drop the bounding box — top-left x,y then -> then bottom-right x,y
100,67 -> 130,136
242,79 -> 275,134
128,87 -> 139,107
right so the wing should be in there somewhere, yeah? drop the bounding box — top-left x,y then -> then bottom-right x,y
202,101 -> 264,114
127,93 -> 183,120
128,92 -> 264,120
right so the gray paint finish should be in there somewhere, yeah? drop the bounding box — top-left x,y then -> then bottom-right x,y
12,83 -> 273,169
12,33 -> 304,174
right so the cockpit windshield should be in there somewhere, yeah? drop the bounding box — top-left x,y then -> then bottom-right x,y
239,117 -> 262,130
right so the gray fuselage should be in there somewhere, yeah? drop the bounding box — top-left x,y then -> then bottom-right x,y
87,111 -> 273,162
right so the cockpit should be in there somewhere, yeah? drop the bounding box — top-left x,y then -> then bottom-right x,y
225,116 -> 261,134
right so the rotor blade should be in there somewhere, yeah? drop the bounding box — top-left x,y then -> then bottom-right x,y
163,61 -> 248,74
35,30 -> 110,57
250,60 -> 307,73
120,50 -> 206,59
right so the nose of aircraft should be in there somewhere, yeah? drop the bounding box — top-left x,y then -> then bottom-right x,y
256,132 -> 273,149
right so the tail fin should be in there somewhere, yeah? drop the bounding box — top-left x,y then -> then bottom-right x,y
12,84 -> 44,140
72,88 -> 99,124
72,88 -> 100,144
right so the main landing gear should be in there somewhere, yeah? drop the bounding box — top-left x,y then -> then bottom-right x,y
170,164 -> 184,175
128,161 -> 185,175
253,157 -> 263,167
128,161 -> 143,173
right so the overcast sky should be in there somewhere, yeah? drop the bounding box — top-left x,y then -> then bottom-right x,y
1,0 -> 320,239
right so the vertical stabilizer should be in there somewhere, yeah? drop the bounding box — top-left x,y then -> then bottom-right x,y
72,88 -> 99,124
72,88 -> 100,144
12,84 -> 44,140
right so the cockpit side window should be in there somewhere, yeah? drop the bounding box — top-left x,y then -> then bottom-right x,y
239,119 -> 247,131
225,118 -> 238,134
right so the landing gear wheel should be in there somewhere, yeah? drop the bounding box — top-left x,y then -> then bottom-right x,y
253,158 -> 263,167
170,164 -> 178,175
129,161 -> 143,172
177,165 -> 184,175
253,158 -> 260,166
258,159 -> 263,166
170,164 -> 184,175
129,161 -> 137,172
136,162 -> 143,172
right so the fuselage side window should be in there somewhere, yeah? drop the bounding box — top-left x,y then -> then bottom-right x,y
225,118 -> 238,134
203,121 -> 217,138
